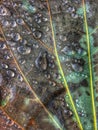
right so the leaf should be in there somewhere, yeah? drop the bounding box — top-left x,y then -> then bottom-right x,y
0,0 -> 98,130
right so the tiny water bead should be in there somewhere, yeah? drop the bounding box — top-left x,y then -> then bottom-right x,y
22,0 -> 37,14
67,6 -> 75,13
17,74 -> 23,82
1,20 -> 10,27
71,62 -> 83,72
77,48 -> 87,56
10,20 -> 17,27
35,51 -> 48,71
59,34 -> 67,42
17,46 -> 31,55
33,30 -> 42,39
61,45 -> 76,56
7,40 -> 16,46
0,73 -> 3,86
20,39 -> 28,45
19,58 -> 26,64
16,18 -> 24,25
72,58 -> 85,72
11,33 -> 21,41
4,53 -> 12,60
0,42 -> 6,49
42,17 -> 48,22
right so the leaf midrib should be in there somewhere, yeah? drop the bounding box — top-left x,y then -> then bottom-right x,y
47,0 -> 83,130
82,0 -> 97,130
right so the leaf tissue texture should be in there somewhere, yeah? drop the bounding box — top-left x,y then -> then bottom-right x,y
0,0 -> 98,130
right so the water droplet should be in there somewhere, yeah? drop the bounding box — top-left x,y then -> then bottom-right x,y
16,18 -> 24,25
43,26 -> 49,32
19,58 -> 26,64
22,3 -> 37,13
61,46 -> 75,56
20,39 -> 28,45
49,81 -> 56,86
4,54 -> 11,60
45,73 -> 50,79
77,48 -> 87,56
33,31 -> 42,39
35,18 -> 42,23
43,17 -> 48,22
11,33 -> 21,41
71,13 -> 78,18
0,74 -> 3,86
28,5 -> 37,13
10,21 -> 17,27
49,62 -> 55,68
59,34 -> 67,42
1,63 -> 9,69
9,87 -> 16,102
62,0 -> 68,5
71,63 -> 83,72
7,41 -> 16,46
67,6 -> 75,13
17,46 -> 31,55
0,42 -> 6,49
35,51 -> 48,71
0,5 -> 10,16
7,69 -> 15,78
17,74 -> 23,82
2,20 -> 10,27
33,43 -> 39,48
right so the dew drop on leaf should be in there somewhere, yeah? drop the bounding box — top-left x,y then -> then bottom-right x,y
6,69 -> 15,78
11,33 -> 21,41
33,30 -> 42,39
17,46 -> 31,55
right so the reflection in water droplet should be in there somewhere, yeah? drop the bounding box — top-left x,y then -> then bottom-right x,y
17,46 -> 31,55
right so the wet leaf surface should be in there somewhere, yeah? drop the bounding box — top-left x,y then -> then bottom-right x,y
0,0 -> 98,130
